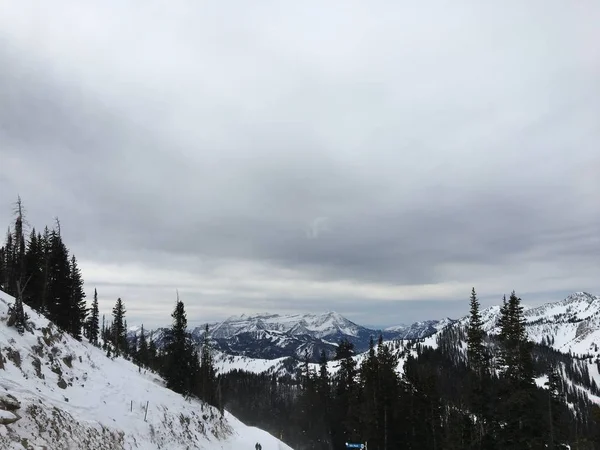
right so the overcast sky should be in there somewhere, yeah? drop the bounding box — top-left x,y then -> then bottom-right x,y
1,0 -> 599,329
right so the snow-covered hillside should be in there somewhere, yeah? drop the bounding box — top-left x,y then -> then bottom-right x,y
0,290 -> 294,450
471,292 -> 600,358
385,318 -> 456,339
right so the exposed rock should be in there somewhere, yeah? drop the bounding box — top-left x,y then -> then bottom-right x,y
0,410 -> 19,425
0,393 -> 20,411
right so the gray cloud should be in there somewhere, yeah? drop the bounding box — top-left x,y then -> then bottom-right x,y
1,0 -> 599,328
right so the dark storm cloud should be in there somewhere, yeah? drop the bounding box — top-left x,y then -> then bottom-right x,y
1,0 -> 599,326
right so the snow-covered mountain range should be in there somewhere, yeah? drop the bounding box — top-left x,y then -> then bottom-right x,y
0,289 -> 293,450
209,292 -> 600,384
137,312 -> 454,361
476,292 -> 600,358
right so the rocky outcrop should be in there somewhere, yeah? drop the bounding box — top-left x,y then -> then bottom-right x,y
0,393 -> 21,425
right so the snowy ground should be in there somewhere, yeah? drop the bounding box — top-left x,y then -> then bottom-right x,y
0,290 -> 293,450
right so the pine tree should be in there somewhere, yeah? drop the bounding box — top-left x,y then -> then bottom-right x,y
148,332 -> 158,371
467,287 -> 486,373
3,228 -> 14,295
46,229 -> 71,329
101,314 -> 106,349
497,291 -> 540,448
316,349 -> 332,447
7,278 -> 29,334
88,289 -> 100,346
23,229 -> 44,310
137,324 -> 149,367
332,339 -> 360,448
359,336 -> 379,447
198,323 -> 217,404
39,227 -> 51,313
68,255 -> 87,340
376,336 -> 399,450
466,287 -> 489,447
163,293 -> 195,396
10,196 -> 27,292
0,245 -> 6,293
545,363 -> 566,448
112,298 -> 127,357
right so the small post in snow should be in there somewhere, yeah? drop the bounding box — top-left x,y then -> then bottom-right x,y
144,401 -> 149,421
130,400 -> 133,412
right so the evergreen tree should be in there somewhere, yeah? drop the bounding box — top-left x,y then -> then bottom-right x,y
163,293 -> 196,396
7,278 -> 29,334
148,331 -> 158,371
545,363 -> 566,448
39,227 -> 51,313
359,336 -> 379,446
3,227 -> 14,295
88,289 -> 100,346
112,298 -> 127,357
197,324 -> 217,405
466,287 -> 489,447
376,336 -> 399,450
467,287 -> 486,373
46,229 -> 71,329
68,255 -> 87,340
137,324 -> 149,367
316,349 -> 332,447
23,229 -> 44,310
9,196 -> 27,293
0,244 -> 6,292
497,291 -> 540,448
332,338 -> 360,448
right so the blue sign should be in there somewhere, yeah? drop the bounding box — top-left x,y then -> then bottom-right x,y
345,444 -> 364,449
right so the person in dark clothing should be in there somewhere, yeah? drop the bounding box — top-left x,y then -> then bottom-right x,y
255,443 -> 262,450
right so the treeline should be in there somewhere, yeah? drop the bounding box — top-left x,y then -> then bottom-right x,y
220,289 -> 600,450
0,199 -> 220,410
100,293 -> 221,410
0,197 -> 86,338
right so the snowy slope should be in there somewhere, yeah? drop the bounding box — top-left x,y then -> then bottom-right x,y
0,290 -> 294,450
384,318 -> 456,339
468,292 -> 600,358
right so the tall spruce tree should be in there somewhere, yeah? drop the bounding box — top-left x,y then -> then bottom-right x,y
46,229 -> 71,329
466,287 -> 489,447
0,244 -> 6,293
2,228 -> 15,295
332,339 -> 360,448
359,336 -> 379,446
164,293 -> 195,396
545,363 -> 565,449
23,229 -> 44,310
88,288 -> 100,345
198,323 -> 217,404
7,278 -> 29,334
497,291 -> 540,447
12,196 -> 26,290
137,324 -> 149,367
467,287 -> 486,373
112,298 -> 127,356
68,255 -> 87,340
